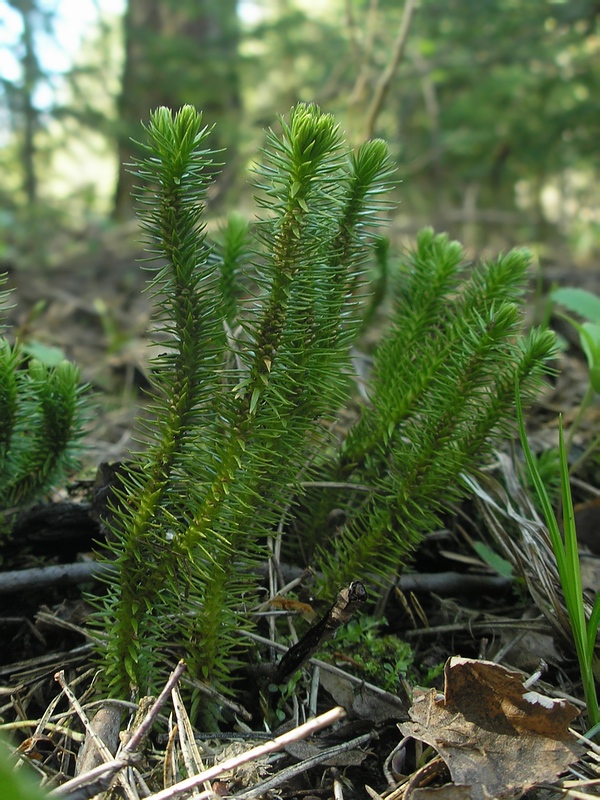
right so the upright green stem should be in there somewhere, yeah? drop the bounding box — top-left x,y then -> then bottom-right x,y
517,388 -> 599,729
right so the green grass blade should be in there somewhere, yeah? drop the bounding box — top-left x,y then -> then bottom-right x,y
587,592 -> 600,656
515,382 -> 566,571
517,381 -> 599,728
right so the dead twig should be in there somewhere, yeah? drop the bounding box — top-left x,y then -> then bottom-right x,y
273,581 -> 367,684
145,706 -> 347,800
0,562 -> 113,595
50,660 -> 186,799
235,731 -> 372,800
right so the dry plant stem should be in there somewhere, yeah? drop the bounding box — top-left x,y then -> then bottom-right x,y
0,560 -> 508,597
53,670 -> 136,800
179,672 -> 252,720
563,779 -> 600,790
569,728 -> 600,756
164,722 -> 179,792
121,660 -> 187,753
556,791 -> 600,800
364,0 -> 418,139
1,721 -> 83,739
145,706 -> 347,800
273,581 -> 366,684
0,701 -> 138,734
383,736 -> 410,787
309,664 -> 320,717
241,630 -> 409,708
26,690 -> 65,756
570,477 -> 600,498
171,684 -> 212,796
334,775 -> 345,800
403,757 -> 448,800
0,562 -> 114,594
51,661 -> 186,799
404,617 -> 549,637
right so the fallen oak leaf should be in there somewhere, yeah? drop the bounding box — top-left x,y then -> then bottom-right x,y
443,657 -> 579,737
399,657 -> 583,800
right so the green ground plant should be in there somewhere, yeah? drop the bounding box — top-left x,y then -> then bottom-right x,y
516,386 -> 600,730
322,616 -> 413,694
91,103 -> 556,721
0,277 -> 88,515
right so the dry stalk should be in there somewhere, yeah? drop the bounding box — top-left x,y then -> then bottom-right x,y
50,660 -> 186,799
144,706 -> 347,800
463,452 -> 592,643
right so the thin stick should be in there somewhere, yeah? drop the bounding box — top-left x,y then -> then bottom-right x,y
145,706 -> 346,800
52,671 -> 137,800
364,0 -> 418,140
234,733 -> 372,800
123,660 -> 187,755
348,0 -> 379,106
172,684 -> 211,797
51,661 -> 186,798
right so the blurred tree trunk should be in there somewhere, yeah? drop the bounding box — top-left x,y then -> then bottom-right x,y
8,0 -> 42,206
113,0 -> 241,220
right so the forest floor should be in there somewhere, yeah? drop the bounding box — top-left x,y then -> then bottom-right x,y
1,227 -> 600,800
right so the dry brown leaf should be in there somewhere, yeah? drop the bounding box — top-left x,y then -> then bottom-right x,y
319,668 -> 408,722
399,657 -> 583,800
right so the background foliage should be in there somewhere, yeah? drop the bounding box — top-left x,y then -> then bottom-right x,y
0,0 -> 598,264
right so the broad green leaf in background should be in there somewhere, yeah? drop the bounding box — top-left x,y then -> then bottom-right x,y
563,319 -> 600,393
552,287 -> 600,393
472,541 -> 513,579
551,287 -> 600,323
21,342 -> 67,367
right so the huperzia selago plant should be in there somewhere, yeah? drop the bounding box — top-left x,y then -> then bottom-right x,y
0,276 -> 87,515
92,103 -> 556,721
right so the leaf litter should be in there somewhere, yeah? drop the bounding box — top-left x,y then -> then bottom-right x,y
400,657 -> 583,800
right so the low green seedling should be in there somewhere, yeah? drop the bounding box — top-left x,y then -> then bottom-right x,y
0,276 -> 88,515
323,616 -> 413,694
516,384 -> 600,730
471,540 -> 513,579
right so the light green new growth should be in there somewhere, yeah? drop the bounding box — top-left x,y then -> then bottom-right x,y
92,104 -> 556,719
0,275 -> 88,513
